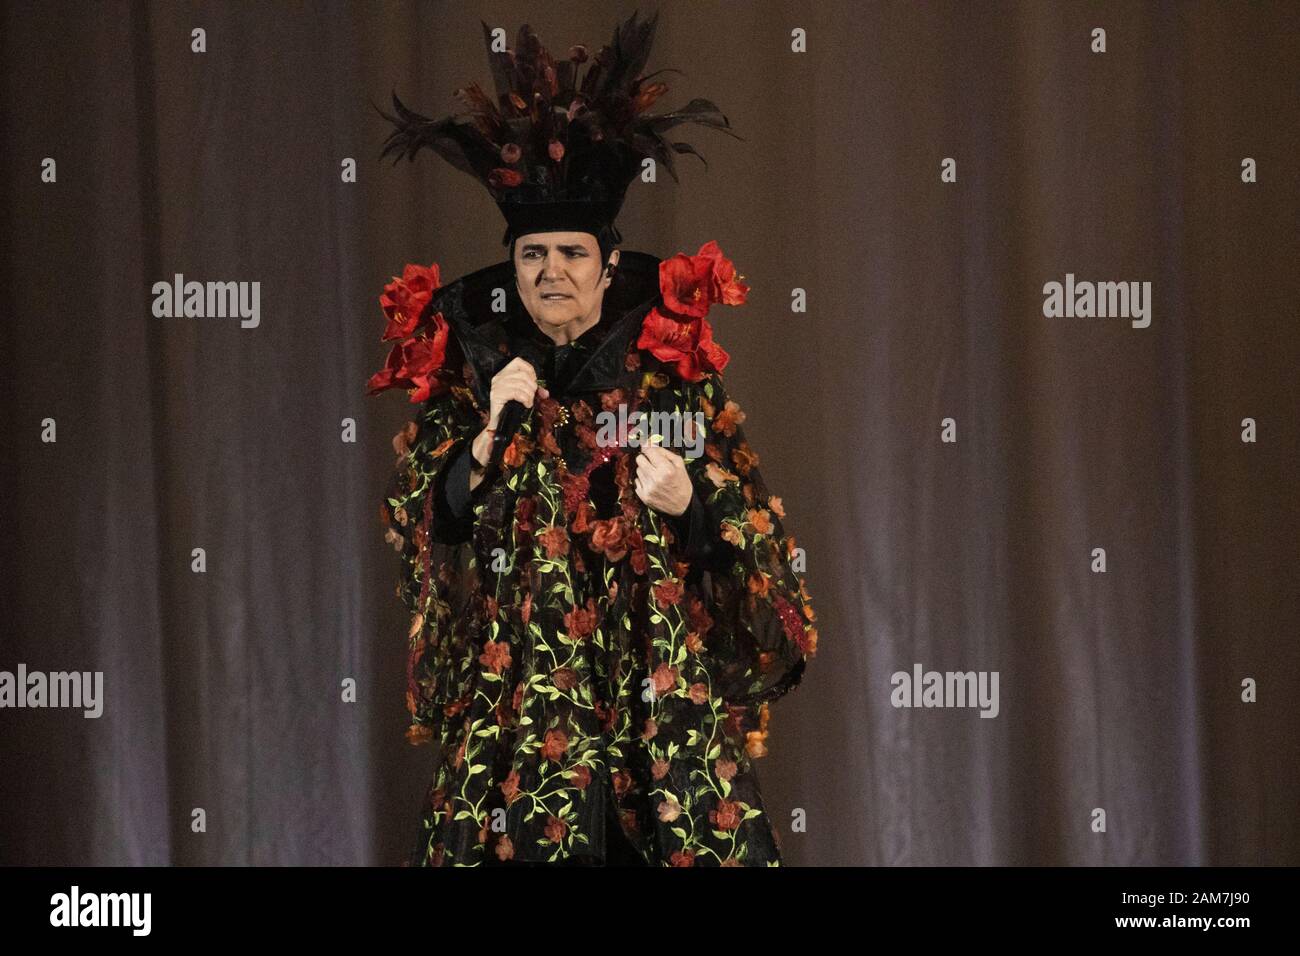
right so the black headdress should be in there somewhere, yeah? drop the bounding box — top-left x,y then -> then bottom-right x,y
372,9 -> 740,246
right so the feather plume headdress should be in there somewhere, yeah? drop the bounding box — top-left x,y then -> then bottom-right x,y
373,8 -> 740,245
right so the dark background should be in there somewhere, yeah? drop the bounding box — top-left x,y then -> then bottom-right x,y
1,0 -> 1296,865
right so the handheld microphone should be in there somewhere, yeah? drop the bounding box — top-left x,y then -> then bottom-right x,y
488,338 -> 547,468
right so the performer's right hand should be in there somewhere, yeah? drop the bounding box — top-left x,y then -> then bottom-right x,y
486,356 -> 549,431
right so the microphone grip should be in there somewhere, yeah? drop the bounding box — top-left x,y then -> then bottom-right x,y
489,399 -> 527,467
486,341 -> 544,469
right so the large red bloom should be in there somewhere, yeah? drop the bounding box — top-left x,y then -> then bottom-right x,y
638,241 -> 744,382
658,252 -> 715,318
366,311 -> 452,403
370,260 -> 455,402
380,262 -> 441,342
636,308 -> 730,382
695,240 -> 749,306
657,241 -> 749,318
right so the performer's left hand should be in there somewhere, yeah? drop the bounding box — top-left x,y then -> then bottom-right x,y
634,443 -> 694,517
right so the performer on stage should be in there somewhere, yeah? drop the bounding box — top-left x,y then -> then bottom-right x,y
370,10 -> 818,866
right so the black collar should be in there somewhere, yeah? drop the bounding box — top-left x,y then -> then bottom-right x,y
424,250 -> 663,405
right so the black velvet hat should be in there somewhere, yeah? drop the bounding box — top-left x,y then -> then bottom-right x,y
373,9 -> 739,246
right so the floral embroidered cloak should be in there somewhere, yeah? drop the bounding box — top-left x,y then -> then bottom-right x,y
378,247 -> 819,866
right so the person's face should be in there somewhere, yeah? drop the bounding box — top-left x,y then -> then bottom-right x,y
514,231 -> 619,334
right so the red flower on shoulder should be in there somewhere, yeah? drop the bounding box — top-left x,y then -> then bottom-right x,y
659,241 -> 748,315
637,241 -> 745,382
696,240 -> 749,306
366,311 -> 453,403
637,308 -> 729,383
380,262 -> 441,342
658,251 -> 715,318
369,261 -> 455,402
